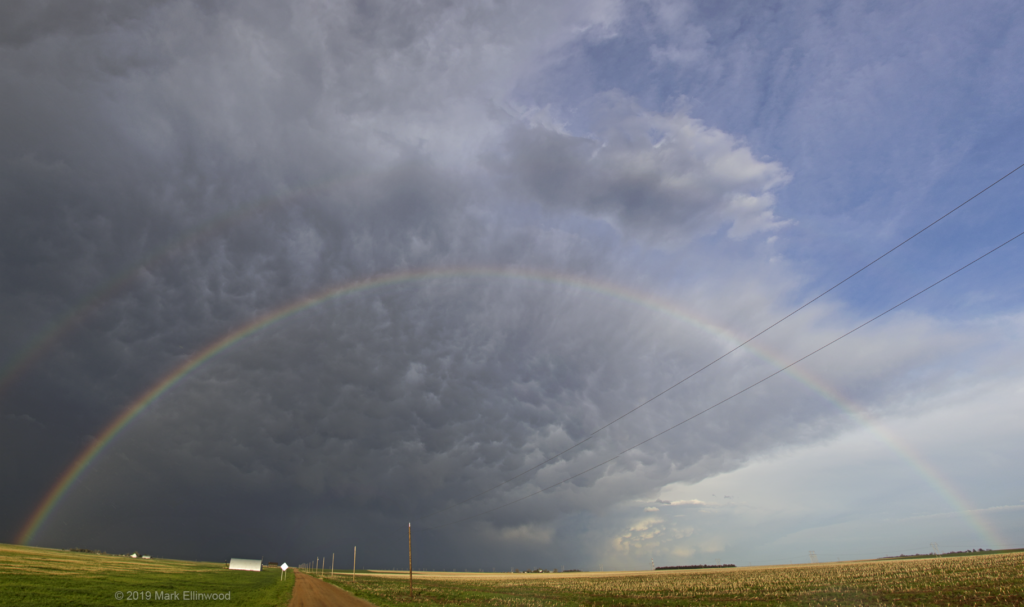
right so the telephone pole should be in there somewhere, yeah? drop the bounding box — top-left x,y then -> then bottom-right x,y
408,523 -> 413,600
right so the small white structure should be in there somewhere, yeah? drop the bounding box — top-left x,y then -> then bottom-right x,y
228,558 -> 263,572
141,555 -> 151,560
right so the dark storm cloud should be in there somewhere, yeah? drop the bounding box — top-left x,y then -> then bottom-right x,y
54,275 -> 855,566
0,0 -> 926,569
0,0 -> 631,560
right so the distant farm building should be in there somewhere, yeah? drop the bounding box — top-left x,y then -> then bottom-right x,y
228,558 -> 263,572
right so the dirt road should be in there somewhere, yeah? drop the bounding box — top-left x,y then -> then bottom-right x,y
288,572 -> 378,607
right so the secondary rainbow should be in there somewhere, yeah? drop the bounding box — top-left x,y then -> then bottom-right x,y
17,266 -> 1004,549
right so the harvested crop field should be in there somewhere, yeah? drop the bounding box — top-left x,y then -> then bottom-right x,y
326,551 -> 1024,606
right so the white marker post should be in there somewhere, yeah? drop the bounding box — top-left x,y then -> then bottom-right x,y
280,563 -> 289,581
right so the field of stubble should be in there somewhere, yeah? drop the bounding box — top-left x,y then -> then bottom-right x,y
326,551 -> 1024,606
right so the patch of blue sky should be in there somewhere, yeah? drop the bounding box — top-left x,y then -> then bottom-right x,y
515,1 -> 1024,321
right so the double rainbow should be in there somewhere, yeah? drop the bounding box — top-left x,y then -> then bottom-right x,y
16,267 -> 1005,549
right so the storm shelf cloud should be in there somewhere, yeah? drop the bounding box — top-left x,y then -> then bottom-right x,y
1,0 -> 1023,570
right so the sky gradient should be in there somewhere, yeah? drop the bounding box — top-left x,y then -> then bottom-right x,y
2,0 -> 1022,570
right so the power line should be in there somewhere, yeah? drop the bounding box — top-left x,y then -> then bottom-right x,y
418,161 -> 1024,523
425,223 -> 1024,529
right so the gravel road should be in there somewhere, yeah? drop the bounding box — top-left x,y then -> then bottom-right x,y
288,572 -> 378,607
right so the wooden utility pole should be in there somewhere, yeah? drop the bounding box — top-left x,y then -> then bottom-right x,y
332,553 -> 335,577
353,546 -> 357,582
408,522 -> 413,600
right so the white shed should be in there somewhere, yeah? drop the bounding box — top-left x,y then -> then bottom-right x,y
228,558 -> 262,572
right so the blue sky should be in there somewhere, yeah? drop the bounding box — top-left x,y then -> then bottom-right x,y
1,0 -> 1022,570
524,1 -> 1024,302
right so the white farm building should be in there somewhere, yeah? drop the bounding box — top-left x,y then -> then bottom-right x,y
228,558 -> 262,572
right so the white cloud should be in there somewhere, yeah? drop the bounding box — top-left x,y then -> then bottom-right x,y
485,91 -> 791,243
651,368 -> 1024,562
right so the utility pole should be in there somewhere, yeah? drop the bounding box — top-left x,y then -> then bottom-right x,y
408,523 -> 413,601
332,553 -> 335,577
353,546 -> 357,582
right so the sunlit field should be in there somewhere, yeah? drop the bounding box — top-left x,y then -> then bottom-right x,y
326,551 -> 1024,606
0,543 -> 292,606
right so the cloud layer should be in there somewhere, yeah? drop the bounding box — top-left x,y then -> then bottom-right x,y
2,0 -> 1021,569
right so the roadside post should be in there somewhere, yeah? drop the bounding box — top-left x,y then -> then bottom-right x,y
408,523 -> 413,600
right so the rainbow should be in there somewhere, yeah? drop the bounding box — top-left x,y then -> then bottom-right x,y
15,267 -> 1006,549
764,361 -> 1007,550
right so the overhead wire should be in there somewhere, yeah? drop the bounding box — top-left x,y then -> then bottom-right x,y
425,222 -> 1024,529
417,161 -> 1024,524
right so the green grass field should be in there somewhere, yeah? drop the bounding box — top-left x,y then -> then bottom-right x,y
0,544 -> 293,606
326,551 -> 1024,606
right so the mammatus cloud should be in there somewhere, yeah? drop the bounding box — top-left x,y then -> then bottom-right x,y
3,0 -> 1021,570
1,0 -> 799,563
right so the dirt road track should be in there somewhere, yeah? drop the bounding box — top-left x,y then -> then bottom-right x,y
288,572 -> 378,607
